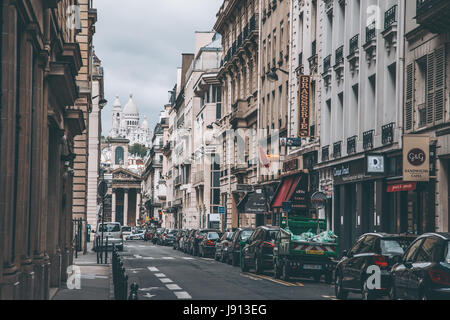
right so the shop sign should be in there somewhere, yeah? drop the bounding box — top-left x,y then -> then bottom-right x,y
298,75 -> 311,137
387,182 -> 417,193
403,135 -> 430,182
280,138 -> 302,147
366,154 -> 385,174
291,176 -> 309,210
282,158 -> 301,173
333,164 -> 350,177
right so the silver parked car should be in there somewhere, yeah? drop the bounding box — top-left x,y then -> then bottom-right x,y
94,222 -> 124,251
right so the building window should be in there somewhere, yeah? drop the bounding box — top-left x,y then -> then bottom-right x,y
115,147 -> 124,165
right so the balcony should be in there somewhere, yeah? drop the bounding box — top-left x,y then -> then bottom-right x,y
192,172 -> 204,186
382,123 -> 395,145
322,146 -> 330,162
231,164 -> 247,176
382,5 -> 398,53
363,130 -> 374,150
416,0 -> 450,34
347,136 -> 357,155
347,34 -> 360,73
323,55 -> 332,88
333,141 -> 342,159
364,22 -> 377,64
308,40 -> 318,73
334,46 -> 344,81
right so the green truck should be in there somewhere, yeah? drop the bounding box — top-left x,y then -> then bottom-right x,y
273,215 -> 339,283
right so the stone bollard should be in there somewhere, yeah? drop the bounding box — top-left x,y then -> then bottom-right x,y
128,282 -> 139,300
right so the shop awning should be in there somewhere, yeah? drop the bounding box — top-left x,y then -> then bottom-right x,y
272,175 -> 302,208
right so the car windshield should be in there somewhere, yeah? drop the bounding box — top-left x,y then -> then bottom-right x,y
227,232 -> 234,240
240,230 -> 253,240
381,239 -> 405,255
208,232 -> 220,240
99,224 -> 120,232
122,227 -> 131,232
266,230 -> 279,241
169,229 -> 177,234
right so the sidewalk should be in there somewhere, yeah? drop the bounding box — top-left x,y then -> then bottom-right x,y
52,242 -> 113,300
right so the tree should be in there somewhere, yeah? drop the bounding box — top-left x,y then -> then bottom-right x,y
129,143 -> 148,158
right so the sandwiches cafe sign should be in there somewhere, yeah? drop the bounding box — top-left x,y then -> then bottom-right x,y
403,135 -> 430,182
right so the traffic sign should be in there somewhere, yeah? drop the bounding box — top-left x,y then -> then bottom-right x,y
218,206 -> 226,214
311,191 -> 328,210
98,181 -> 108,198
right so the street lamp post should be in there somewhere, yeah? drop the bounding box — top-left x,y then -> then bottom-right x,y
98,180 -> 108,264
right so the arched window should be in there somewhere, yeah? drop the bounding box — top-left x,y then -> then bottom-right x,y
115,146 -> 124,165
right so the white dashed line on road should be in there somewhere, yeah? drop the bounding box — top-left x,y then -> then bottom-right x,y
182,257 -> 194,260
166,284 -> 182,290
159,278 -> 173,284
162,257 -> 175,260
154,273 -> 166,278
174,291 -> 192,299
147,267 -> 159,272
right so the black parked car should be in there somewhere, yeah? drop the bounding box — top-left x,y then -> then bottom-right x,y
199,231 -> 223,257
215,231 -> 235,263
241,226 -> 279,274
390,232 -> 450,300
229,228 -> 254,266
190,229 -> 221,256
161,229 -> 178,246
334,233 -> 417,300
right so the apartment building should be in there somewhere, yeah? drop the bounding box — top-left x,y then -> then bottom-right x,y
404,0 -> 450,234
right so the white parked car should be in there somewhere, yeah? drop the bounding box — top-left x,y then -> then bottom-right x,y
94,222 -> 124,251
121,226 -> 132,240
126,229 -> 145,240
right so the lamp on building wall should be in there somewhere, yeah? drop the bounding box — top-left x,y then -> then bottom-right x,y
92,95 -> 108,109
266,68 -> 289,82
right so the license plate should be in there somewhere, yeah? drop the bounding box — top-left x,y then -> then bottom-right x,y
303,264 -> 322,270
306,250 -> 324,255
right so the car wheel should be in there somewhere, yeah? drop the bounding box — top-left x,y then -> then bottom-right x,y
255,256 -> 263,274
362,281 -> 376,300
388,284 -> 397,300
241,255 -> 249,272
419,288 -> 429,301
281,261 -> 290,281
334,272 -> 348,300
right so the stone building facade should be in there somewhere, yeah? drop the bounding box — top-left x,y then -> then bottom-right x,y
0,0 -> 89,299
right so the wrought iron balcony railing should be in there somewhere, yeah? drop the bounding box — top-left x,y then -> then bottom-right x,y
333,141 -> 342,158
322,146 -> 330,162
384,5 -> 397,30
363,130 -> 374,150
335,46 -> 344,65
416,0 -> 450,33
323,54 -> 332,72
347,136 -> 357,155
349,34 -> 359,55
382,123 -> 395,145
366,22 -> 376,43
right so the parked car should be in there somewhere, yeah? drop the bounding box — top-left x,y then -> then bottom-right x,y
215,232 -> 235,262
390,232 -> 450,300
199,231 -> 223,257
152,228 -> 164,244
241,226 -> 280,274
229,228 -> 254,266
173,230 -> 185,250
334,233 -> 417,300
190,229 -> 220,256
94,222 -> 123,251
126,229 -> 145,240
160,229 -> 178,246
121,226 -> 132,239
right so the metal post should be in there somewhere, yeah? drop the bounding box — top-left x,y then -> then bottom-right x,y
105,236 -> 109,264
101,196 -> 105,264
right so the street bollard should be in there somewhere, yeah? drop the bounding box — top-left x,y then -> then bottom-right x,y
122,272 -> 128,300
96,236 -> 100,264
128,282 -> 139,300
105,236 -> 109,264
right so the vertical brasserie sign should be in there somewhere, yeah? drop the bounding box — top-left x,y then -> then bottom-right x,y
403,135 -> 430,182
298,75 -> 311,137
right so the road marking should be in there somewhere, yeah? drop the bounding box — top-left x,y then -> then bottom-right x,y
159,278 -> 173,284
295,282 -> 305,287
174,291 -> 192,299
201,258 -> 214,261
143,257 -> 155,260
139,245 -> 146,248
250,273 -> 297,287
154,273 -> 166,278
133,254 -> 142,259
147,267 -> 159,272
162,257 -> 175,260
139,287 -> 160,291
241,273 -> 262,281
322,295 -> 338,300
182,257 -> 194,260
143,293 -> 155,299
166,284 -> 182,290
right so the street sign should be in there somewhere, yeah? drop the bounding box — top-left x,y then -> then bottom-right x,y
98,181 -> 108,198
310,191 -> 328,210
282,201 -> 292,213
218,206 -> 226,214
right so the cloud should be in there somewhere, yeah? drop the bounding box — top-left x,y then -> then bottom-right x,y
94,0 -> 223,135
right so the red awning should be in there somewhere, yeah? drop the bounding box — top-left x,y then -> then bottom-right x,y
272,175 -> 302,208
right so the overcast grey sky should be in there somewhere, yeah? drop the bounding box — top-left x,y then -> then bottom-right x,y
95,0 -> 223,136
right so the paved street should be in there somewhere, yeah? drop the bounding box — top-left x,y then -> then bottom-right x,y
119,240 -> 340,300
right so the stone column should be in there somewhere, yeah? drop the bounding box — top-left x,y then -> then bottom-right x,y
136,191 -> 141,225
112,190 -> 116,222
124,189 -> 129,226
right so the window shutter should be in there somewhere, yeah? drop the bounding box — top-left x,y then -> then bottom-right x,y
426,52 -> 435,125
405,63 -> 414,131
434,46 -> 446,122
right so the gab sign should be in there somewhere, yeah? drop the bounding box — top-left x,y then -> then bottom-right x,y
403,135 -> 430,182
